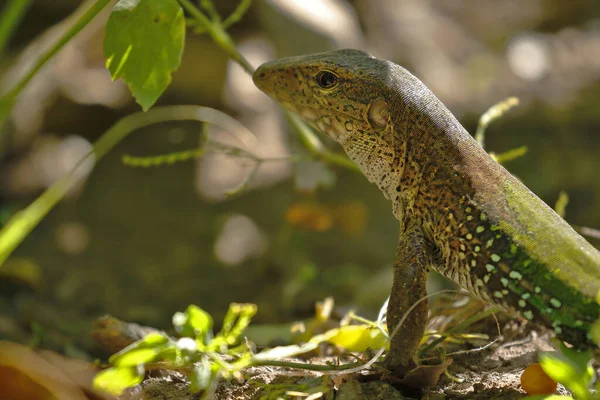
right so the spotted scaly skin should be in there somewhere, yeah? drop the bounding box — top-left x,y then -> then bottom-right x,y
253,49 -> 600,373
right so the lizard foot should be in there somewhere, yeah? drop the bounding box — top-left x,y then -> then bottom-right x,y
382,358 -> 452,389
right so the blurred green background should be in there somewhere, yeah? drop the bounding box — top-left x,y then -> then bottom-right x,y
1,0 -> 599,357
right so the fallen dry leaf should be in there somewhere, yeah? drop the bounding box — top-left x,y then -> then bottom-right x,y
0,340 -> 115,400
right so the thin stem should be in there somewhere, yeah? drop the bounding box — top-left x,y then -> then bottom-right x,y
177,0 -> 252,72
417,305 -> 502,356
198,0 -> 220,23
576,226 -> 600,240
0,0 -> 112,120
0,0 -> 33,59
252,359 -> 366,372
475,97 -> 519,149
222,0 -> 252,29
0,105 -> 253,267
177,0 -> 358,172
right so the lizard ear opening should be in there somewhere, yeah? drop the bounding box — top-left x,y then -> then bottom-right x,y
367,99 -> 390,129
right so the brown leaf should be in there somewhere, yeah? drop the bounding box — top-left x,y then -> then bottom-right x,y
0,340 -> 115,400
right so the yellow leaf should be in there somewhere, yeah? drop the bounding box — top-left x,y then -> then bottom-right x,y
311,325 -> 388,352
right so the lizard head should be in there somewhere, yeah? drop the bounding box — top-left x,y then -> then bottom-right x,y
253,49 -> 395,147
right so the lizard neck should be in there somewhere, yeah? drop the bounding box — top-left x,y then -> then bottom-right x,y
343,122 -> 408,221
342,65 -> 470,224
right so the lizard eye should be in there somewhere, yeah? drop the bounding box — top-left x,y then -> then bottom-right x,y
315,71 -> 338,89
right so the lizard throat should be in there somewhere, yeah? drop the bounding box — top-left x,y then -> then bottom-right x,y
344,139 -> 406,220
288,103 -> 404,217
281,101 -> 363,145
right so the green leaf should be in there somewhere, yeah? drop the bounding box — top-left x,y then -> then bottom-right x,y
108,332 -> 170,366
104,0 -> 185,110
136,331 -> 170,347
539,345 -> 594,400
491,145 -> 528,164
173,305 -> 214,343
93,366 -> 144,395
111,348 -> 159,366
217,303 -> 257,345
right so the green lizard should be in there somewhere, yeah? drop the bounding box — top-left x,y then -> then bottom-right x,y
252,49 -> 600,374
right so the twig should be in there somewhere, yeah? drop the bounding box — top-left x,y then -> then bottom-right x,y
0,0 -> 112,125
177,0 -> 359,172
475,97 -> 520,149
0,106 -> 257,267
418,305 -> 502,356
0,0 -> 33,59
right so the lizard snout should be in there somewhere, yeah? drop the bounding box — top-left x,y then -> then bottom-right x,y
252,65 -> 274,96
253,62 -> 299,105
252,67 -> 265,87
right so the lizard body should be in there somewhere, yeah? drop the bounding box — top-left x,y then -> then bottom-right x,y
253,49 -> 600,372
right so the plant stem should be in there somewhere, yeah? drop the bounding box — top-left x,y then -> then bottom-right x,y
418,306 -> 502,357
475,97 -> 519,149
177,0 -> 359,171
0,105 -> 253,267
252,358 -> 366,372
177,0 -> 252,72
0,0 -> 33,59
0,0 -> 112,126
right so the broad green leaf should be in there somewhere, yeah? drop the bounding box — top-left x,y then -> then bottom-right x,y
310,325 -> 388,352
111,347 -> 160,366
104,0 -> 185,110
108,332 -> 169,363
539,346 -> 594,400
136,331 -> 170,347
173,305 -> 213,342
558,344 -> 594,372
94,366 -> 144,395
108,332 -> 171,366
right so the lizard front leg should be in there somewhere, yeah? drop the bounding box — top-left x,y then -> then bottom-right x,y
384,223 -> 430,374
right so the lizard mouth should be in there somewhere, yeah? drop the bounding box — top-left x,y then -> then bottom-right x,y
252,66 -> 357,144
293,106 -> 356,144
252,65 -> 282,99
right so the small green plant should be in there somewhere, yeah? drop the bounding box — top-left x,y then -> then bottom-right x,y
92,301 -> 392,398
521,318 -> 600,399
92,293 -> 510,397
94,303 -> 257,397
525,343 -> 598,399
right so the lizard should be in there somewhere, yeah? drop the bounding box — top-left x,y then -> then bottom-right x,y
252,49 -> 600,374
